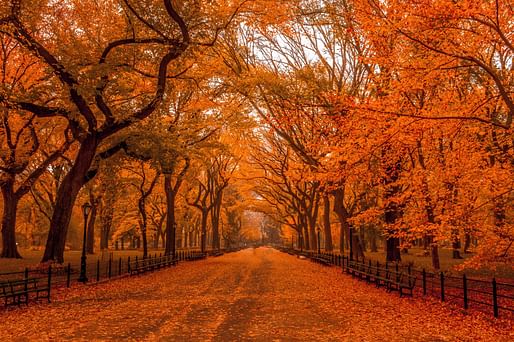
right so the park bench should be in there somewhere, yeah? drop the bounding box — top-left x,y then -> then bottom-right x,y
366,265 -> 389,287
187,252 -> 207,261
398,273 -> 417,297
310,254 -> 332,266
357,262 -> 371,280
129,256 -> 176,276
374,268 -> 416,296
1,278 -> 50,306
347,260 -> 367,278
368,266 -> 392,289
385,271 -> 403,292
297,251 -> 310,259
346,260 -> 419,297
129,259 -> 148,276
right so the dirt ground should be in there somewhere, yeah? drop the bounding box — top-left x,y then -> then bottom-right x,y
0,247 -> 512,341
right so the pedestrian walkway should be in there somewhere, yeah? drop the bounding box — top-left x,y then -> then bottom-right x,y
0,248 -> 511,341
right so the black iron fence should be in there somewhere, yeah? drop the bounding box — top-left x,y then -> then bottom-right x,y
279,247 -> 514,319
0,249 -> 216,308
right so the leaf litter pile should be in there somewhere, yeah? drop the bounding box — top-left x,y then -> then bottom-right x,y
0,248 -> 512,341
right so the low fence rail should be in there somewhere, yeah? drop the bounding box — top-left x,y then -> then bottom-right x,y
0,247 -> 241,308
278,247 -> 514,319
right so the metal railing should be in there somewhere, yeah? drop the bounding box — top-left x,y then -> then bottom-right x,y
278,247 -> 514,319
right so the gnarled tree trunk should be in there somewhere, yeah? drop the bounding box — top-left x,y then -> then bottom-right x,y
323,194 -> 333,251
43,137 -> 99,263
164,174 -> 176,257
333,188 -> 364,259
86,204 -> 97,254
1,178 -> 22,258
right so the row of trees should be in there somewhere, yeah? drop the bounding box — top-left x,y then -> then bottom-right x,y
1,0 -> 512,271
0,0 -> 280,262
227,0 -> 513,270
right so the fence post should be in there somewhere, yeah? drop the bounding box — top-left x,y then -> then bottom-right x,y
67,263 -> 71,288
440,272 -> 445,302
127,256 -> 131,274
463,274 -> 468,309
492,278 -> 498,318
47,264 -> 52,300
96,260 -> 100,282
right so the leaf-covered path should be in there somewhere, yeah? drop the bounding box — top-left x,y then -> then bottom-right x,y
1,248 -> 512,341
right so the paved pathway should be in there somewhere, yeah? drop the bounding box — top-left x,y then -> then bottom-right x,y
0,248 -> 512,341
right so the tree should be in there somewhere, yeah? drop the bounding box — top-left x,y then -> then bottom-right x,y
122,161 -> 160,258
208,153 -> 238,250
0,36 -> 72,258
0,0 -> 192,262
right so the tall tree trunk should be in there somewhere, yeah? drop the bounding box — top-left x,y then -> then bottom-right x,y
99,200 -> 114,250
164,174 -> 176,257
383,157 -> 402,263
339,221 -> 344,254
42,136 -> 98,263
367,225 -> 379,252
431,243 -> 440,269
176,227 -> 183,249
423,193 -> 440,269
138,196 -> 148,258
359,226 -> 367,252
464,233 -> 471,253
154,232 -> 159,249
100,225 -> 110,250
299,213 -> 310,250
200,209 -> 208,253
386,238 -> 401,262
323,194 -> 333,251
1,179 -> 22,258
370,228 -> 378,252
452,230 -> 462,259
308,218 -> 317,252
86,204 -> 97,254
423,235 -> 431,256
298,228 -> 304,251
211,193 -> 222,251
333,188 -> 364,258
384,199 -> 402,263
